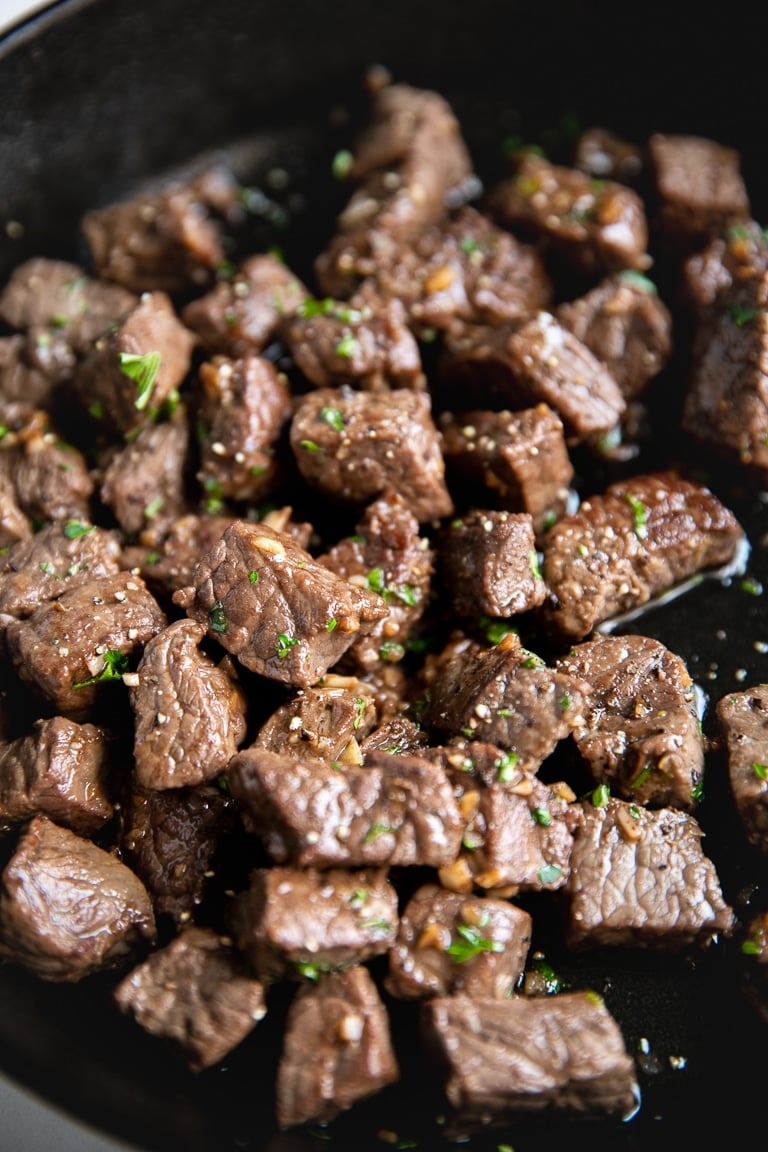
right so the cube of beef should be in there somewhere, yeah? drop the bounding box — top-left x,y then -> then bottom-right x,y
129,619 -> 247,791
438,313 -> 626,442
229,865 -> 397,982
556,271 -> 673,400
6,569 -> 167,714
386,883 -> 532,1000
0,332 -> 73,413
715,684 -> 768,854
438,405 -> 574,536
82,166 -> 239,294
741,909 -> 768,1025
0,521 -> 122,620
290,386 -> 453,523
73,291 -> 195,439
118,783 -> 238,926
172,520 -> 388,688
0,814 -> 156,981
0,716 -> 113,835
574,126 -> 644,183
360,713 -> 428,757
3,410 -> 93,526
227,747 -> 463,868
255,681 -> 377,763
99,407 -> 191,540
680,218 -> 768,318
276,965 -> 399,1129
437,509 -> 546,619
561,798 -> 735,950
647,133 -> 750,249
423,633 -> 590,773
114,925 -> 266,1071
181,252 -> 307,357
554,634 -> 704,811
318,489 -> 434,670
196,354 -> 292,503
0,461 -> 31,549
422,992 -> 638,1133
540,471 -> 745,642
486,153 -> 650,279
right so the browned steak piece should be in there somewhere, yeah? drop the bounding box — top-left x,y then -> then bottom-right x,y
438,405 -> 574,537
715,684 -> 768,853
227,747 -> 463,868
318,489 -> 434,671
129,619 -> 247,790
541,470 -> 744,642
556,271 -> 673,400
254,681 -> 377,763
181,252 -> 307,357
647,133 -> 751,250
117,783 -> 238,927
290,386 -> 453,523
0,333 -> 69,414
0,459 -> 31,548
275,964 -> 399,1129
196,354 -> 292,503
680,218 -> 768,317
73,290 -> 195,439
486,152 -> 650,278
359,713 -> 428,757
437,509 -> 546,619
124,512 -> 238,599
0,521 -> 122,620
172,520 -> 388,688
3,410 -> 93,525
6,570 -> 167,714
0,814 -> 156,981
386,883 -> 532,1000
81,166 -> 239,294
229,865 -> 397,982
423,633 -> 591,772
99,408 -> 191,540
438,313 -> 626,442
562,797 -> 735,950
555,634 -> 705,811
114,925 -> 266,1071
422,991 -> 638,1133
574,126 -> 644,184
0,716 -> 113,834
741,908 -> 768,1025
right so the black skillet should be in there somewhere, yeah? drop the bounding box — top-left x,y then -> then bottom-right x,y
1,2 -> 768,1149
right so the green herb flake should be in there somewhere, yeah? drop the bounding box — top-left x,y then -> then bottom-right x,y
741,577 -> 764,596
0,424 -> 8,440
630,763 -> 654,789
529,549 -> 543,581
532,806 -> 552,826
559,694 -> 571,710
300,439 -> 322,453
320,405 -> 345,432
331,149 -> 354,180
445,922 -> 504,964
592,783 -> 611,807
275,633 -> 299,659
118,350 -> 162,411
353,697 -> 366,728
72,649 -> 129,689
367,566 -> 386,595
742,938 -> 762,956
619,269 -> 657,293
39,561 -> 57,577
364,822 -> 395,843
63,520 -> 95,539
629,804 -> 642,820
752,762 -> 768,781
248,570 -> 259,584
208,600 -> 228,633
624,491 -> 649,539
495,750 -> 519,782
479,616 -> 516,645
459,235 -> 481,255
144,496 -> 164,519
577,542 -> 589,557
326,616 -> 338,632
726,304 -> 760,327
335,332 -> 360,359
537,863 -> 563,885
379,640 -> 406,662
529,954 -> 568,994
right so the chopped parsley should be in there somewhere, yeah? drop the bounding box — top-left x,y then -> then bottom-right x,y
118,350 -> 161,411
364,822 -> 395,843
208,600 -> 228,633
619,269 -> 657,293
479,616 -> 517,645
335,332 -> 360,358
275,633 -> 299,659
532,806 -> 552,826
741,577 -> 763,596
39,561 -> 56,577
445,921 -> 504,964
528,954 -> 569,994
72,649 -> 129,689
320,405 -> 345,432
366,566 -> 419,607
327,616 -> 338,631
495,750 -> 519,782
726,304 -> 760,327
300,439 -> 322,453
624,491 -> 649,539
144,496 -> 164,519
331,149 -> 354,180
529,549 -> 544,581
538,863 -> 563,885
63,520 -> 95,539
379,640 -> 406,661
353,697 -> 366,729
752,762 -> 768,781
591,783 -> 611,807
248,570 -> 259,584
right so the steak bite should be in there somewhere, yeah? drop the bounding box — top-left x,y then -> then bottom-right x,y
574,126 -> 644,184
5,569 -> 168,714
0,814 -> 156,982
195,354 -> 292,503
438,404 -> 574,536
437,509 -> 547,619
0,716 -> 113,835
422,991 -> 638,1133
229,865 -> 397,982
275,964 -> 400,1130
540,470 -> 745,642
554,633 -> 705,811
3,410 -> 94,526
438,313 -> 627,443
172,520 -> 388,688
254,681 -> 378,763
114,925 -> 266,1072
0,521 -> 122,620
386,883 -> 532,1001
741,908 -> 768,1025
227,747 -> 464,868
0,333 -> 67,415
289,386 -> 454,523
562,797 -> 735,951
124,512 -> 239,600
129,618 -> 248,791
715,684 -> 768,853
680,218 -> 768,318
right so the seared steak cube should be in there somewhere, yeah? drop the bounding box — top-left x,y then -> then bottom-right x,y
387,883 -> 532,1000
574,126 -> 644,183
716,684 -> 768,853
437,509 -> 546,619
276,964 -> 399,1129
0,814 -> 156,981
0,521 -> 122,620
227,747 -> 463,868
741,908 -> 768,1025
290,386 -> 454,523
541,471 -> 744,642
0,333 -> 62,414
562,797 -> 735,950
114,925 -> 266,1071
647,133 -> 750,248
129,619 -> 247,791
173,520 -> 388,688
125,512 -> 239,599
5,410 -> 93,526
229,865 -> 397,982
255,681 -> 377,763
680,218 -> 768,317
99,408 -> 191,540
555,634 -> 705,811
0,460 -> 31,549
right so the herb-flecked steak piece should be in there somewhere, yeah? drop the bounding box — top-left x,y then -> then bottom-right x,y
254,681 -> 377,763
437,509 -> 546,619
647,133 -> 751,249
227,747 -> 463,868
276,965 -> 400,1130
173,520 -> 388,688
716,684 -> 768,854
99,408 -> 191,540
5,411 -> 94,525
0,521 -> 123,620
0,814 -> 156,982
114,925 -> 266,1071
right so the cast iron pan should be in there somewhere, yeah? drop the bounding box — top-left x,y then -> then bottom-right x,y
1,2 -> 768,1150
